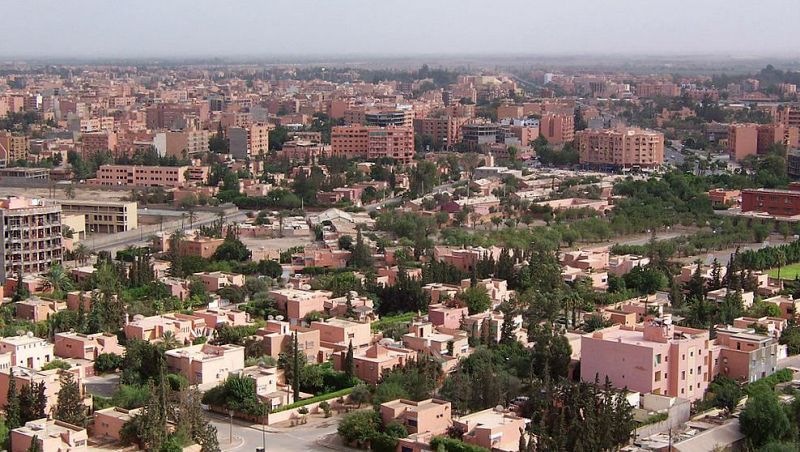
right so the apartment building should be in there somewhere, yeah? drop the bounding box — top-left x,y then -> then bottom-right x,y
428,303 -> 470,329
539,113 -> 575,144
741,186 -> 800,216
81,131 -> 117,154
165,343 -> 245,386
331,125 -> 415,163
228,123 -> 270,160
58,199 -> 138,233
94,407 -> 142,441
123,313 -> 207,345
575,127 -> 665,168
0,132 -> 29,163
154,129 -> 209,158
581,316 -> 712,401
413,116 -> 469,149
0,197 -> 62,283
90,164 -> 192,188
728,123 -> 759,160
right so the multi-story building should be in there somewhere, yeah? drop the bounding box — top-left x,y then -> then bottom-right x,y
257,320 -> 321,362
0,334 -> 54,370
363,107 -> 415,128
331,125 -> 414,163
229,123 -> 270,160
154,129 -> 209,158
575,127 -> 664,168
777,105 -> 800,129
461,122 -> 499,150
90,164 -> 192,188
81,131 -> 117,155
0,197 -> 62,283
581,316 -> 712,401
58,199 -> 138,233
413,116 -> 469,150
311,318 -> 372,350
0,132 -> 29,164
192,271 -> 245,292
741,187 -> 800,216
636,82 -> 681,98
333,343 -> 417,384
728,123 -> 759,160
539,113 -> 575,144
714,325 -> 781,383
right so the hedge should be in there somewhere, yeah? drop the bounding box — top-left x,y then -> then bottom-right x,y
273,387 -> 354,413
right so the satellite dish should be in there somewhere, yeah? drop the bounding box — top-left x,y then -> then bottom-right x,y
300,284 -> 311,290
495,405 -> 504,412
286,283 -> 294,289
379,338 -> 394,346
276,315 -> 284,321
268,315 -> 274,321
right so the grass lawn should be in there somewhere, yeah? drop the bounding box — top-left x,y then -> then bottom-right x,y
767,262 -> 800,280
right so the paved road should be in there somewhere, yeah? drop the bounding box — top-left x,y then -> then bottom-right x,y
778,355 -> 800,371
365,181 -> 459,212
87,210 -> 249,253
206,412 -> 352,452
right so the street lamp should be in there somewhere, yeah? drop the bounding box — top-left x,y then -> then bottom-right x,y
228,409 -> 234,444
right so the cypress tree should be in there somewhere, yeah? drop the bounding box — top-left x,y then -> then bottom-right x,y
344,341 -> 354,379
292,333 -> 300,400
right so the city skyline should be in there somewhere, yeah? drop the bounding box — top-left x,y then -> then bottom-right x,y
2,0 -> 799,59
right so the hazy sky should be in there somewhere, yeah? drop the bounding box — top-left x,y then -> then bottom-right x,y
1,0 -> 798,58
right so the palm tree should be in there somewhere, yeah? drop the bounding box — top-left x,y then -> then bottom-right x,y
160,331 -> 180,350
43,264 -> 73,294
73,243 -> 90,266
187,207 -> 197,228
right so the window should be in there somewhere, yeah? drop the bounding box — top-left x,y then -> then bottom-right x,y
655,354 -> 662,365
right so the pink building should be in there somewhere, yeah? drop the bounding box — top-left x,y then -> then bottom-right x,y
268,288 -> 332,324
89,164 -> 193,188
608,254 -> 650,276
165,343 -> 245,387
291,248 -> 351,269
433,246 -> 502,273
402,321 -> 469,360
581,316 -> 712,401
93,407 -> 142,441
424,284 -> 463,306
560,249 -> 610,271
380,398 -> 452,436
257,320 -> 321,363
10,419 -> 88,452
123,313 -> 207,345
0,367 -> 86,414
311,318 -> 372,350
15,297 -> 66,323
539,113 -> 575,144
333,343 -> 417,385
54,332 -> 125,360
453,407 -> 529,452
193,271 -> 245,292
192,306 -> 251,330
428,303 -> 469,330
714,325 -> 781,383
330,125 -> 415,163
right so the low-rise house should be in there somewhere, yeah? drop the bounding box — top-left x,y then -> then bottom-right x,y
428,303 -> 469,330
54,332 -> 125,360
124,313 -> 208,344
179,235 -> 225,259
10,419 -> 88,452
376,266 -> 422,286
535,197 -> 611,214
257,320 -> 321,363
0,334 -> 54,370
324,292 -> 376,321
235,365 -> 293,409
677,263 -> 728,285
460,278 -> 513,307
165,343 -> 245,387
452,407 -> 529,452
291,248 -> 350,269
706,288 -> 755,309
193,306 -> 251,329
380,398 -> 452,436
433,246 -> 502,273
0,366 -> 86,413
333,343 -> 417,384
462,311 -> 521,344
269,288 -> 333,324
93,407 -> 142,441
70,266 -> 96,284
607,254 -> 650,276
15,297 -> 66,323
160,277 -> 191,301
560,248 -> 610,271
423,284 -> 462,305
311,318 -> 372,350
731,316 -> 786,339
193,271 -> 245,292
762,295 -> 800,320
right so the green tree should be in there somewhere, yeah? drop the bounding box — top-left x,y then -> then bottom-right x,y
740,389 -> 790,448
54,371 -> 86,427
344,341 -> 355,379
337,411 -> 380,448
460,285 -> 491,315
43,264 -> 73,293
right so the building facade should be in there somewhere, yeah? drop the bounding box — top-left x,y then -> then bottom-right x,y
0,197 -> 62,283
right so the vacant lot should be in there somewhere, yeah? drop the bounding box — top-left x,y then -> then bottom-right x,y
767,262 -> 800,280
